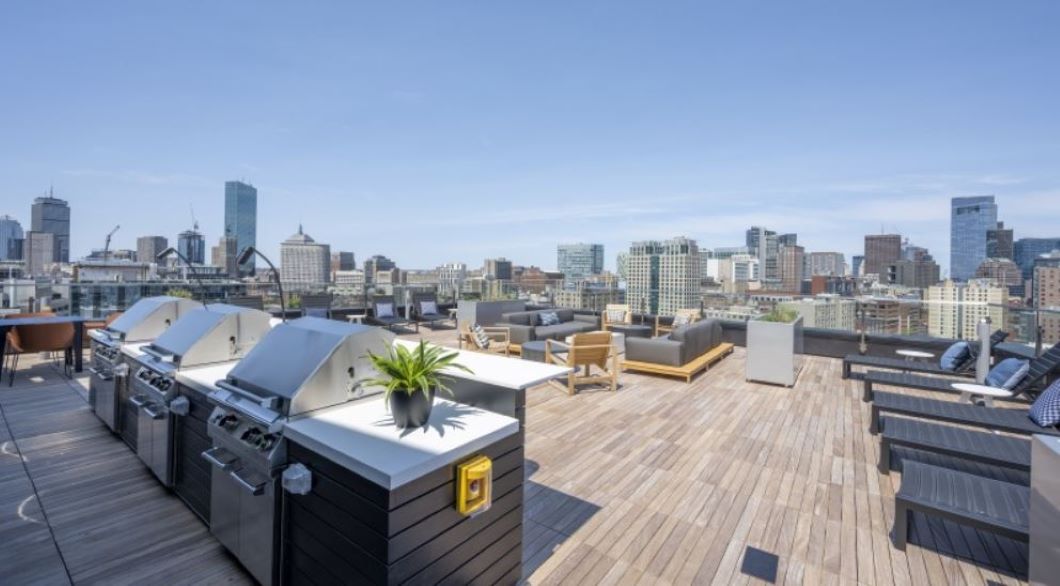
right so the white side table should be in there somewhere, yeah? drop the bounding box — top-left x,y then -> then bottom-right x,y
347,313 -> 367,325
896,349 -> 935,361
951,382 -> 1014,407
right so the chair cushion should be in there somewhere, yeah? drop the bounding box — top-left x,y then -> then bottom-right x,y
304,307 -> 328,318
501,311 -> 534,326
376,302 -> 395,318
539,311 -> 561,326
672,313 -> 692,328
470,324 -> 491,349
939,341 -> 970,371
986,358 -> 1031,390
1029,379 -> 1060,427
535,322 -> 591,340
605,308 -> 627,323
420,300 -> 438,315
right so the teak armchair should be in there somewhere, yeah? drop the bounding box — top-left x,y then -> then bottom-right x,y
655,308 -> 701,336
601,304 -> 632,332
460,323 -> 511,356
545,331 -> 619,395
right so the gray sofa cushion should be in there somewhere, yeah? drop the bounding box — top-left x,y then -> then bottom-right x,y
534,321 -> 594,340
501,311 -> 535,326
671,320 -> 723,364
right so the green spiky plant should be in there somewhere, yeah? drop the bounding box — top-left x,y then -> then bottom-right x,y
760,307 -> 798,323
365,341 -> 473,401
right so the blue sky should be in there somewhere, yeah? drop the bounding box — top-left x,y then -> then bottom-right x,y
2,1 -> 1059,275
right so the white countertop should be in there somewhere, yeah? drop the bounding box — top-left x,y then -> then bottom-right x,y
285,397 -> 520,489
394,339 -> 569,390
176,362 -> 239,396
120,342 -> 151,359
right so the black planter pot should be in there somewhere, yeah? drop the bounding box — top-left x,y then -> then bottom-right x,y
389,388 -> 436,428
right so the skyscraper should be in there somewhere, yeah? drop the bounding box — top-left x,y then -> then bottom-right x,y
24,231 -> 56,276
807,252 -> 845,276
557,243 -> 604,285
986,221 -> 1014,260
281,225 -> 331,288
778,245 -> 805,291
484,258 -> 513,280
0,215 -> 24,261
851,255 -> 864,277
626,237 -> 700,316
136,236 -> 168,264
746,226 -> 779,279
364,255 -> 396,284
177,229 -> 206,265
950,195 -> 998,281
224,181 -> 258,275
1014,237 -> 1060,280
864,234 -> 902,277
31,192 -> 71,263
331,252 -> 356,273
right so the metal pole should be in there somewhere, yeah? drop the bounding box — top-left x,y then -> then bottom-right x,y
976,316 -> 992,384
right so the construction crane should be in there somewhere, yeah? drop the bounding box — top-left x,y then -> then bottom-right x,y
103,225 -> 120,262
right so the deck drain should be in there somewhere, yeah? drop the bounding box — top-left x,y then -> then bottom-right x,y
740,546 -> 778,583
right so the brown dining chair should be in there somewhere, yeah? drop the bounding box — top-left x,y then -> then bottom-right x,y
83,311 -> 122,346
5,312 -> 75,386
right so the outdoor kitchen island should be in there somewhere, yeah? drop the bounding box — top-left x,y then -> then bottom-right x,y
282,397 -> 524,585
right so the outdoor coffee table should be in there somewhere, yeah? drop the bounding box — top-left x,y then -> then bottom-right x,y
896,349 -> 934,361
951,382 -> 1014,408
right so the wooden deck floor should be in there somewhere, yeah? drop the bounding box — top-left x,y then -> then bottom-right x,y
2,332 -> 1031,585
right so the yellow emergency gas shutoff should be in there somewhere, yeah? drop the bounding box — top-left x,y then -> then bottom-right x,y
456,455 -> 492,516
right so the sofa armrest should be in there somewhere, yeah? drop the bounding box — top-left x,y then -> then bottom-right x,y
572,314 -> 600,327
503,324 -> 535,345
625,337 -> 683,367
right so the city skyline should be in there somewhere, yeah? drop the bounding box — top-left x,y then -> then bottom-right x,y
2,3 -> 1060,272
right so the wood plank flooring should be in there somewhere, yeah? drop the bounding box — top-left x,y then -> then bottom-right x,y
1,333 -> 1033,585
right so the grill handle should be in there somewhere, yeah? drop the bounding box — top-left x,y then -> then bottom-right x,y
230,469 -> 266,496
215,380 -> 279,410
129,395 -> 147,408
201,447 -> 238,471
89,367 -> 114,381
142,404 -> 166,420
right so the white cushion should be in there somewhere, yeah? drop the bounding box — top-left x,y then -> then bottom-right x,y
376,302 -> 394,318
672,313 -> 691,328
605,308 -> 626,323
471,324 -> 491,349
420,300 -> 438,315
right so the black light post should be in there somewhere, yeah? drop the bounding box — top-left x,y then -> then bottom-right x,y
237,247 -> 286,322
157,247 -> 208,308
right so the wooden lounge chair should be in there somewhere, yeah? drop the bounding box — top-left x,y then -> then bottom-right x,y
863,342 -> 1060,403
869,392 -> 1060,437
893,460 -> 1029,550
460,323 -> 510,357
877,416 -> 1031,479
600,304 -> 631,332
842,330 -> 1009,380
545,332 -> 618,396
654,308 -> 700,337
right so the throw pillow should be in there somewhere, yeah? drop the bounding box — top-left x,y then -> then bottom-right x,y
539,311 -> 561,326
471,324 -> 491,349
1029,379 -> 1060,427
938,341 -> 970,371
420,300 -> 438,315
376,302 -> 394,318
605,308 -> 627,324
672,314 -> 691,328
305,307 -> 328,318
985,358 -> 1030,390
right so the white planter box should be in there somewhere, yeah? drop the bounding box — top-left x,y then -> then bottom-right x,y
745,316 -> 804,386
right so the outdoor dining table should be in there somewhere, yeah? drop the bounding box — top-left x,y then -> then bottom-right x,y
0,315 -> 90,378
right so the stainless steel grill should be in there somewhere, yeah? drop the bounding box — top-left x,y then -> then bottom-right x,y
89,296 -> 198,433
202,317 -> 394,586
127,304 -> 272,486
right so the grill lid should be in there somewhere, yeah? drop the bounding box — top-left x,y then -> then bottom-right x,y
144,304 -> 272,368
223,317 -> 395,417
102,296 -> 199,343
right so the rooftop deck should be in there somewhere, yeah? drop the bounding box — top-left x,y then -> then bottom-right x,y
1,330 -> 1030,585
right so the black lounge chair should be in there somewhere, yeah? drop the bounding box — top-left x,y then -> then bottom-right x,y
863,342 -> 1060,403
842,330 -> 1008,380
878,416 -> 1031,477
411,293 -> 449,330
366,295 -> 413,332
869,391 -> 1060,436
226,295 -> 265,311
893,460 -> 1028,550
300,293 -> 333,319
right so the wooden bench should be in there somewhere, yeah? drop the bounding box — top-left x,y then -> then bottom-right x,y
622,343 -> 734,383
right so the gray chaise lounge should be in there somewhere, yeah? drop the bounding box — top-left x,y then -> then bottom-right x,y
366,295 -> 414,332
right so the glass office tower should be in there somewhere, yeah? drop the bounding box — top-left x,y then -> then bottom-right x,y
950,196 -> 997,281
224,181 -> 258,275
31,195 -> 71,262
557,243 -> 604,285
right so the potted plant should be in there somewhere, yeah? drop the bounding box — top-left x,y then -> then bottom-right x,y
366,341 -> 472,428
746,307 -> 804,386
